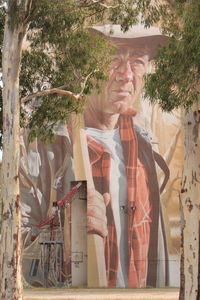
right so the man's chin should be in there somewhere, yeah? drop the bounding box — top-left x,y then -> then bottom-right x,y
111,99 -> 132,113
108,104 -> 131,114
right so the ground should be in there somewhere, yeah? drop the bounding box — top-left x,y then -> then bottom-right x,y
24,287 -> 179,300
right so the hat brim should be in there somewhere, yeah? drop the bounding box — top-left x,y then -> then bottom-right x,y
91,25 -> 169,60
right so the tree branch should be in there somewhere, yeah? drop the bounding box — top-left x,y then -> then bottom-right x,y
79,0 -> 119,9
23,0 -> 39,24
91,0 -> 119,9
66,51 -> 82,80
21,68 -> 97,104
78,69 -> 97,97
21,87 -> 80,103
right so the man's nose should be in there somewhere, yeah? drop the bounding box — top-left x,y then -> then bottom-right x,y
115,61 -> 134,83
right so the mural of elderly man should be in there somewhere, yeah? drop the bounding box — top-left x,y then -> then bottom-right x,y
84,25 -> 169,288
20,25 -> 170,288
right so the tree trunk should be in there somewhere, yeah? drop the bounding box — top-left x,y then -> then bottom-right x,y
179,105 -> 200,300
0,14 -> 27,300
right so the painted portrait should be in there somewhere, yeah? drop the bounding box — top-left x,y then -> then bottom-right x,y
20,25 -> 181,288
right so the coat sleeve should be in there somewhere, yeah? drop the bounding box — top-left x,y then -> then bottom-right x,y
19,129 -> 74,247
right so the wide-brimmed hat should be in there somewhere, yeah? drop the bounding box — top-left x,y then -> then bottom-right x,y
91,24 -> 168,59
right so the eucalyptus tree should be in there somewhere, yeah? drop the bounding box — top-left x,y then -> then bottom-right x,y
0,1 -> 110,298
144,1 -> 200,299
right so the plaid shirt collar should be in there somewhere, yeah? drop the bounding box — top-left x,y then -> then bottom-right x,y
86,109 -> 137,166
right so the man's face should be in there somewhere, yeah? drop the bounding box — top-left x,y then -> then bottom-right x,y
92,45 -> 149,115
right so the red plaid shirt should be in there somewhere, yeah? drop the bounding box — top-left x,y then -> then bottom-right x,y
87,114 -> 151,287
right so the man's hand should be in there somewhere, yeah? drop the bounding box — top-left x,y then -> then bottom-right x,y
87,188 -> 110,238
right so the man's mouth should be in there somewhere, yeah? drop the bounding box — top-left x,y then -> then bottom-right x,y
113,89 -> 131,97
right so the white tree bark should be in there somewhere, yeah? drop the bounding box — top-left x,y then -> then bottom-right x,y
179,105 -> 200,300
0,12 -> 27,300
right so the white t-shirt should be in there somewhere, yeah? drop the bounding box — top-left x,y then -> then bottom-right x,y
85,127 -> 128,287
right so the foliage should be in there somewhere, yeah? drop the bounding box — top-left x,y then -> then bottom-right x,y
19,0 -> 114,142
2,0 -> 191,143
144,0 -> 200,111
0,0 -> 176,145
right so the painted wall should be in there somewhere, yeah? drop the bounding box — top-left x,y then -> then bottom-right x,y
20,25 -> 182,288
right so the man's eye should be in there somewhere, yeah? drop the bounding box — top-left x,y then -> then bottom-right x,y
111,58 -> 121,67
133,59 -> 145,66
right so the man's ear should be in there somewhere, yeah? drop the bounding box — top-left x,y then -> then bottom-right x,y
146,60 -> 153,74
